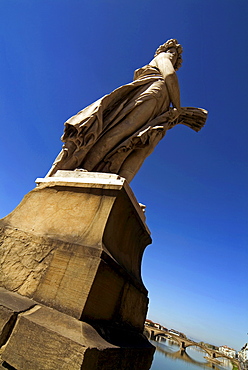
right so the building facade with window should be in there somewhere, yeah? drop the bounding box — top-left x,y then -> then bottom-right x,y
219,345 -> 236,358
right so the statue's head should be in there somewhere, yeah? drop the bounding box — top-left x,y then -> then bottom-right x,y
154,39 -> 183,70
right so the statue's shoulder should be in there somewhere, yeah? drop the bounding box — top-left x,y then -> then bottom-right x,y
133,65 -> 161,81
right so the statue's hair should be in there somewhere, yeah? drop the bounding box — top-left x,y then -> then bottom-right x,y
154,39 -> 183,70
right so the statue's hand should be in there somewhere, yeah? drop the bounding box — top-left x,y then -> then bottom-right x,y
168,107 -> 181,121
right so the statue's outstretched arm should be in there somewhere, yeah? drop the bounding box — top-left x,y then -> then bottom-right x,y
150,53 -> 181,111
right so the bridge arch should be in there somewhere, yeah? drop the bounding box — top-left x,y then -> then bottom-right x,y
152,332 -> 214,358
183,343 -> 214,358
154,336 -> 219,360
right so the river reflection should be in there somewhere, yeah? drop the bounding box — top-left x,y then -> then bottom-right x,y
150,338 -> 234,370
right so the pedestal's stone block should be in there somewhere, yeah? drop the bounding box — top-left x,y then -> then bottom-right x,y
0,289 -> 153,370
0,288 -> 36,347
1,304 -> 105,370
0,172 -> 154,369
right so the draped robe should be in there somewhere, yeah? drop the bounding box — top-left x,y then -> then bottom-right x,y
47,60 -> 207,182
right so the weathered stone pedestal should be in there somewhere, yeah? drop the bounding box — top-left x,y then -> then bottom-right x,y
0,171 -> 155,369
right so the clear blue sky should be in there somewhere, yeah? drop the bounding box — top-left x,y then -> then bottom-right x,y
0,0 -> 247,351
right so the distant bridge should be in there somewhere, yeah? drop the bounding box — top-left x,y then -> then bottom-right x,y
144,325 -> 240,368
155,341 -> 224,369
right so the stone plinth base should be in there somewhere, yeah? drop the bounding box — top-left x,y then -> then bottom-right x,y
0,288 -> 154,370
0,171 -> 155,369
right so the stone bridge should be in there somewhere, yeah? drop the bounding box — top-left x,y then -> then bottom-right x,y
155,341 -> 224,369
144,325 -> 240,368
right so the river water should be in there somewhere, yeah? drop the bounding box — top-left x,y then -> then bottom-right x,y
150,338 -> 235,370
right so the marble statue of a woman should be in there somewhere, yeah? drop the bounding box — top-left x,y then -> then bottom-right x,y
47,39 -> 207,182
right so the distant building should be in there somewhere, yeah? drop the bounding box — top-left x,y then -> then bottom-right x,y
154,322 -> 164,330
169,329 -> 186,339
144,320 -> 186,338
145,319 -> 155,327
238,343 -> 248,362
161,326 -> 168,332
144,319 -> 168,332
168,329 -> 180,336
219,345 -> 236,358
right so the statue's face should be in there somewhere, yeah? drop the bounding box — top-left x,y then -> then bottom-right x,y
166,47 -> 178,66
